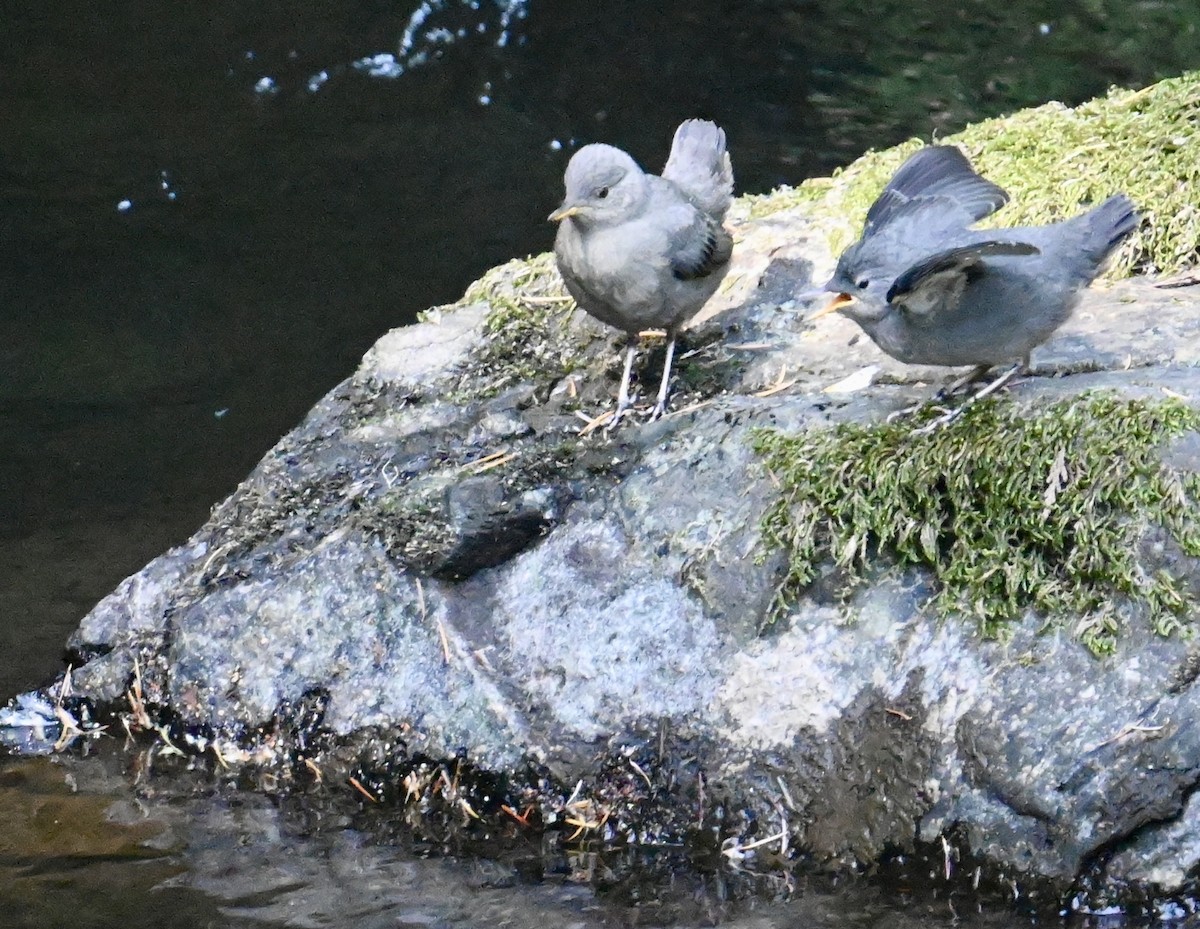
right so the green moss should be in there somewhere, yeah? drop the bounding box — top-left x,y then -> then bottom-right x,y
753,71 -> 1200,276
745,179 -> 829,219
367,477 -> 459,572
446,252 -> 585,395
754,394 -> 1200,655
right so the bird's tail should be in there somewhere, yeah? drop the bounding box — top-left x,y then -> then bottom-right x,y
1075,193 -> 1140,268
662,119 -> 734,220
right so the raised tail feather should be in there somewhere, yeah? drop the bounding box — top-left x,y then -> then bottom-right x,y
1079,194 -> 1139,265
662,119 -> 734,220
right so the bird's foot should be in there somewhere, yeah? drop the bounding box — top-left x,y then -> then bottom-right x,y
885,400 -> 925,424
887,368 -> 990,423
604,401 -> 636,432
909,404 -> 966,436
909,363 -> 1023,436
648,399 -> 668,421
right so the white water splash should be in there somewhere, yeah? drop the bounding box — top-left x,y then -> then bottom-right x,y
308,0 -> 528,91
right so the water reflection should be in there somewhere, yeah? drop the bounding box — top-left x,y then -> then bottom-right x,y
0,747 -> 1041,929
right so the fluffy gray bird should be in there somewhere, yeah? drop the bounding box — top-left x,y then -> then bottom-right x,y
809,145 -> 1138,408
550,119 -> 734,424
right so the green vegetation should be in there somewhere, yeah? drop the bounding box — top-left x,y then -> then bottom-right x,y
446,252 -> 588,395
754,395 -> 1200,654
749,71 -> 1200,277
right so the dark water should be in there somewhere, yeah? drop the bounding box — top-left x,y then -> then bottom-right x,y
1,744 -> 1049,929
3,0 -> 1200,924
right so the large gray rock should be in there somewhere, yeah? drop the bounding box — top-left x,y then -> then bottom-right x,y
52,191 -> 1200,908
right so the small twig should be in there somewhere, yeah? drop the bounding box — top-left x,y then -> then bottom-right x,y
726,341 -> 773,351
722,829 -> 787,858
56,666 -> 74,705
1091,722 -> 1167,751
501,803 -> 535,826
776,775 -> 797,813
754,367 -> 799,398
415,576 -> 427,620
436,619 -> 452,666
463,450 -> 517,473
349,776 -> 379,803
629,758 -> 653,790
776,802 -> 790,859
475,453 -> 517,473
1154,273 -> 1200,289
577,409 -> 615,436
754,380 -> 798,398
666,399 -> 714,418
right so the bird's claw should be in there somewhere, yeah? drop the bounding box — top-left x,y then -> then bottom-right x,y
908,363 -> 1024,436
910,406 -> 962,436
886,402 -> 924,423
605,403 -> 633,432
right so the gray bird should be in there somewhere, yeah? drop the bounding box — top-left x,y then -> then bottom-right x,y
809,145 -> 1139,412
550,119 -> 734,424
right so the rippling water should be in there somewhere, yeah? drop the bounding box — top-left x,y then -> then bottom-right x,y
3,0 -> 1200,923
1,745 -> 1050,929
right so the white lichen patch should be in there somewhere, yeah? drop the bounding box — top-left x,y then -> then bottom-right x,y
362,303 -> 489,392
495,519 -> 724,740
715,581 -> 989,752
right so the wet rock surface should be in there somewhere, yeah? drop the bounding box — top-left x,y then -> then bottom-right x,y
41,190 -> 1200,908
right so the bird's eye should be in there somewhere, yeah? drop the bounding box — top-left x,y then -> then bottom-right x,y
856,278 -> 870,289
596,186 -> 610,199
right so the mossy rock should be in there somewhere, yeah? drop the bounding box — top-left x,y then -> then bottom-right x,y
754,394 -> 1200,654
749,71 -> 1200,277
439,252 -> 592,400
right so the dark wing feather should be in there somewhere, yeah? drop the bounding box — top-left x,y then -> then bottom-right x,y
670,215 -> 733,281
887,240 -> 1039,310
865,146 -> 1009,235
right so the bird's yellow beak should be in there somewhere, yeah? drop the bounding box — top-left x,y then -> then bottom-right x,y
809,292 -> 855,320
548,204 -> 581,222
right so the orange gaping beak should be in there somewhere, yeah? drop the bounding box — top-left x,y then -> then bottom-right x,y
809,292 -> 855,320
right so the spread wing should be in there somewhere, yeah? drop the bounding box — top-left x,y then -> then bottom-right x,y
887,241 -> 1039,316
865,146 -> 1009,236
669,212 -> 733,281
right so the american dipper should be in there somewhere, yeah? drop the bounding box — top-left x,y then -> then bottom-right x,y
808,145 -> 1138,418
550,119 -> 734,425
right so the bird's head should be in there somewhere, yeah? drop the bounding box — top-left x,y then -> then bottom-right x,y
806,240 -> 892,326
549,144 -> 647,229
